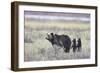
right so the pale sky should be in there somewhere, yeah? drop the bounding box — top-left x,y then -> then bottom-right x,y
24,11 -> 90,23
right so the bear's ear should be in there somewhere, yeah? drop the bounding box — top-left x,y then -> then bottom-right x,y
50,33 -> 53,36
51,33 -> 55,38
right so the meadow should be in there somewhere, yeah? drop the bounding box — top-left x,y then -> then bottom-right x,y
24,20 -> 90,62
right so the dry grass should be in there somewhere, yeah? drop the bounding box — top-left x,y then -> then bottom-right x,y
24,29 -> 90,62
24,19 -> 90,61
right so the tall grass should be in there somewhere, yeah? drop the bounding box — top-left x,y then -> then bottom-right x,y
24,29 -> 90,62
24,19 -> 90,61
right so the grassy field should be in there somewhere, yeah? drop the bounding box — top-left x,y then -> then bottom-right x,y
24,20 -> 90,62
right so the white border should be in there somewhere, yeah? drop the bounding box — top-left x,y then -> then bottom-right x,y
19,5 -> 95,68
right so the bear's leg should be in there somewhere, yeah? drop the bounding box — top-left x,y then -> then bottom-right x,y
78,47 -> 81,52
73,47 -> 76,52
64,47 -> 70,53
